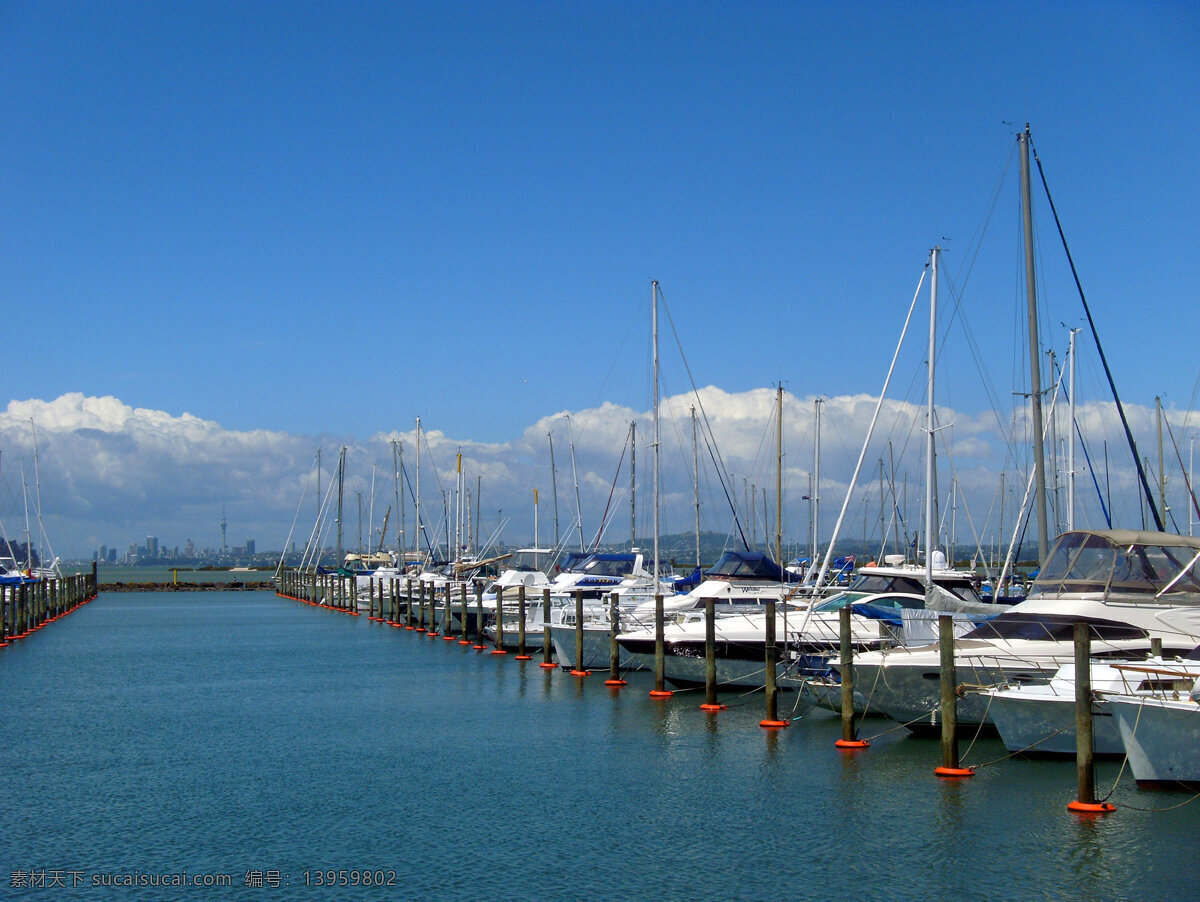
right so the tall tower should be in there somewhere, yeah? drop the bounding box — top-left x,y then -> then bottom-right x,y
221,505 -> 227,555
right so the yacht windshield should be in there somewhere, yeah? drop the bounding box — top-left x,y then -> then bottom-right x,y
1031,532 -> 1200,600
961,612 -> 1149,642
583,556 -> 635,577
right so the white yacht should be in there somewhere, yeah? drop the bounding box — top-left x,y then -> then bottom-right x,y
544,549 -> 677,669
608,550 -> 804,673
839,529 -> 1200,732
636,555 -> 992,691
983,654 -> 1199,756
1109,679 -> 1200,788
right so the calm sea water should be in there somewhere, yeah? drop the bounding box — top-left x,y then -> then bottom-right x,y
2,591 -> 1196,901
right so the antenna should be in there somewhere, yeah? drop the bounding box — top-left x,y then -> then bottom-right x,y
221,505 -> 227,555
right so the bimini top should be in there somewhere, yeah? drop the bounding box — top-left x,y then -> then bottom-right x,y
704,550 -> 794,582
1029,529 -> 1200,602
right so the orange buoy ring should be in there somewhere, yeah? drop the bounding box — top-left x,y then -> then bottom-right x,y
514,654 -> 533,661
569,669 -> 590,677
699,703 -> 727,711
604,678 -> 627,687
539,662 -> 557,669
648,689 -> 674,698
759,719 -> 790,728
934,766 -> 976,778
835,739 -> 870,749
1067,800 -> 1116,814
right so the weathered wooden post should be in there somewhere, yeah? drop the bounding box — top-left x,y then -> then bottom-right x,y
441,584 -> 457,639
570,589 -> 587,676
491,586 -> 507,654
934,615 -> 973,778
650,592 -> 672,697
459,583 -> 471,644
473,579 -> 486,649
515,586 -> 532,660
540,587 -> 556,668
605,592 -> 626,686
835,604 -> 869,748
405,578 -> 414,628
760,596 -> 788,728
1068,621 -> 1115,813
700,596 -> 724,711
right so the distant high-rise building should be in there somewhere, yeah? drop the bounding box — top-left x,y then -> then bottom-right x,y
246,539 -> 256,556
146,535 -> 159,557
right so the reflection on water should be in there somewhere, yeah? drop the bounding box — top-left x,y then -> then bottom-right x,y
0,591 -> 1196,901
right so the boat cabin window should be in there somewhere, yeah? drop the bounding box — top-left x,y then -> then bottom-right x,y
847,573 -> 924,595
583,557 -> 635,577
962,613 -> 1149,642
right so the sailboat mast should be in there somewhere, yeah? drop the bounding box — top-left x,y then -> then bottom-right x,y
1067,329 -> 1078,530
336,447 -> 345,567
812,398 -> 822,565
415,418 -> 422,558
652,280 -> 660,585
548,432 -> 560,549
776,386 -> 783,567
630,420 -> 637,547
925,247 -> 939,585
394,439 -> 404,564
693,405 -> 701,568
1020,124 -> 1050,563
1157,397 -> 1167,523
566,416 -> 583,551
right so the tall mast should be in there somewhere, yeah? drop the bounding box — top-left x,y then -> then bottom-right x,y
693,405 -> 701,568
1067,329 -> 1078,530
776,386 -> 783,568
925,247 -> 939,585
414,418 -> 422,558
548,432 -> 560,549
630,420 -> 637,547
1020,124 -> 1050,563
566,415 -> 583,551
1157,397 -> 1167,526
400,439 -> 410,561
812,397 -> 823,565
652,280 -> 660,585
336,446 -> 345,566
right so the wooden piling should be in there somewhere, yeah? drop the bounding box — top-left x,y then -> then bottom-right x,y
1068,621 -> 1115,813
605,592 -> 626,686
650,593 -> 672,697
459,583 -> 470,644
571,589 -> 587,675
934,614 -> 973,777
835,604 -> 868,747
515,586 -> 531,659
700,596 -> 724,710
760,596 -> 787,726
540,588 -> 555,668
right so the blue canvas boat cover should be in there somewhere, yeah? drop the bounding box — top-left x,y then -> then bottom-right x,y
704,550 -> 794,582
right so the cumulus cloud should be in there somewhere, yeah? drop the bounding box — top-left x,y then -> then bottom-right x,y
0,391 -> 1193,560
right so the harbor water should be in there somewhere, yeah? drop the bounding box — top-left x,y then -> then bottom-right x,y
2,590 -> 1197,901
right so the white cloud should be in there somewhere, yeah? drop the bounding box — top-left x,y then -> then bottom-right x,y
1,391 -> 1193,561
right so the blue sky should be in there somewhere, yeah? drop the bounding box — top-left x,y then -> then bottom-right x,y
1,2 -> 1198,558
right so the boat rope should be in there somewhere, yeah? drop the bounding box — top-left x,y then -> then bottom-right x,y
970,719 -> 1076,770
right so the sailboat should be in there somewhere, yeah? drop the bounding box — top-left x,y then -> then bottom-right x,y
835,126 -> 1196,731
